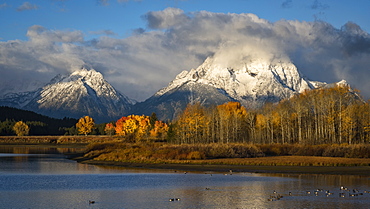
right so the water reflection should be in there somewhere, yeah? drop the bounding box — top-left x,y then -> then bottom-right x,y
0,146 -> 370,208
0,145 -> 85,155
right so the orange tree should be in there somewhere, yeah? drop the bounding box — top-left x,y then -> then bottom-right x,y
115,115 -> 152,140
104,123 -> 115,136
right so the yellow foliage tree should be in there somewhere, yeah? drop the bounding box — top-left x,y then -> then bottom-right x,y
137,116 -> 150,138
175,103 -> 206,144
150,120 -> 169,139
13,121 -> 30,136
76,116 -> 95,136
217,102 -> 248,143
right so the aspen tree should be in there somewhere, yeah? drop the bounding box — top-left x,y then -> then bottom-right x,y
76,116 -> 95,136
13,121 -> 30,136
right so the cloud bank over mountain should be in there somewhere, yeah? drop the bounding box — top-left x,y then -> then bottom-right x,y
1,8 -> 369,101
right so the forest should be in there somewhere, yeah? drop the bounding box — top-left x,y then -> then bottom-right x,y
171,85 -> 369,145
75,85 -> 369,147
1,85 -> 369,147
76,85 -> 370,163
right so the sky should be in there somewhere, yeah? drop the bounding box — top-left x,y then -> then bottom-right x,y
0,0 -> 370,101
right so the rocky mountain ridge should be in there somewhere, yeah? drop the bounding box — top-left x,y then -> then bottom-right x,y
0,67 -> 132,123
131,56 -> 338,120
1,57 -> 349,122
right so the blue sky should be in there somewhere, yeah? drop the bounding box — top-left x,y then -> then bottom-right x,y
2,0 -> 369,41
1,0 -> 370,101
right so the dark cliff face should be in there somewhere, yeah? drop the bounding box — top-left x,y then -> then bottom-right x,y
130,82 -> 233,121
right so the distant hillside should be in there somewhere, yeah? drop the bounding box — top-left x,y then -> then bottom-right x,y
0,106 -> 77,136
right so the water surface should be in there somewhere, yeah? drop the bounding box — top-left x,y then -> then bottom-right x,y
0,146 -> 369,208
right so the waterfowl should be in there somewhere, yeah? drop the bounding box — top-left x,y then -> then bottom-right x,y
340,186 -> 348,190
89,200 -> 95,204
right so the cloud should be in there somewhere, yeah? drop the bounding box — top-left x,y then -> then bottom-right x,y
0,25 -> 86,96
0,3 -> 8,9
98,0 -> 141,5
310,0 -> 329,10
89,30 -> 117,36
17,2 -> 39,11
281,0 -> 293,9
144,7 -> 189,29
1,8 -> 370,101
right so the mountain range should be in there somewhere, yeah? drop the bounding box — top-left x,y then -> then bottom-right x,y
0,56 -> 346,122
131,56 -> 338,120
0,67 -> 132,123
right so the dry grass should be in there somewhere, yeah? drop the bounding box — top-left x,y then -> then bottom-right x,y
257,143 -> 370,158
82,142 -> 370,166
87,142 -> 265,163
185,156 -> 370,166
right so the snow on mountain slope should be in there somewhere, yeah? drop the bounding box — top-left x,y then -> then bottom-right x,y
132,56 -> 333,120
0,67 -> 133,122
157,57 -> 323,107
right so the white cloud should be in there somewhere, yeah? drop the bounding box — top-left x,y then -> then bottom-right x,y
89,30 -> 117,36
144,7 -> 189,29
1,8 -> 370,101
17,2 -> 39,11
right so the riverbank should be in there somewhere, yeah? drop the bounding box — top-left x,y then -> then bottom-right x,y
77,158 -> 370,176
0,135 -> 119,145
2,138 -> 370,176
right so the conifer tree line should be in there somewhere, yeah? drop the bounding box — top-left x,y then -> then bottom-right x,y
170,86 -> 370,145
0,106 -> 77,136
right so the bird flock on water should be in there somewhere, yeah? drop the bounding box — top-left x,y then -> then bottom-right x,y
268,186 -> 369,201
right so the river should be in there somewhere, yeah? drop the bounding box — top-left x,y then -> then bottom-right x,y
0,146 -> 369,209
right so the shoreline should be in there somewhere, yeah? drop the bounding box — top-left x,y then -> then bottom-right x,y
2,142 -> 370,176
77,159 -> 370,176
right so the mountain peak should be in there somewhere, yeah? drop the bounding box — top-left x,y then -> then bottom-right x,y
71,66 -> 101,78
0,67 -> 133,122
157,55 -> 315,106
133,55 -> 334,120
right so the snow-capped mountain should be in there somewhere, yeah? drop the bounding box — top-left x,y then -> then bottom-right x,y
0,67 -> 133,122
131,56 -> 335,120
